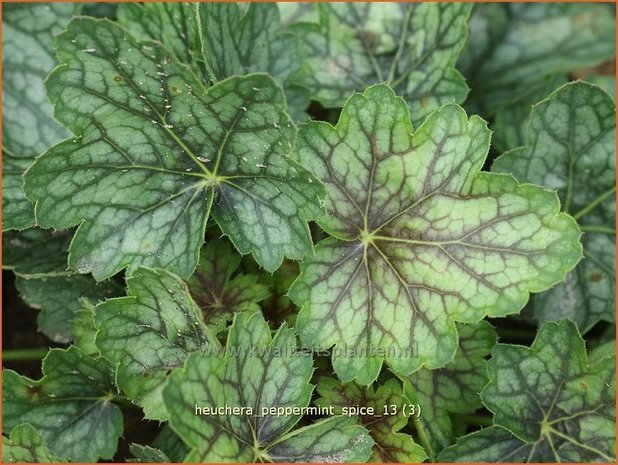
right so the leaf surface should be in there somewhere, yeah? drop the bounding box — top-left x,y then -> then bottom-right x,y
2,424 -> 63,463
163,311 -> 373,462
16,274 -> 120,343
315,377 -> 426,462
290,84 -> 582,384
460,3 -> 615,115
95,267 -> 217,420
2,229 -> 71,278
2,347 -> 123,462
24,18 -> 322,280
290,3 -> 470,122
2,4 -> 80,231
402,321 -> 496,458
2,3 -> 76,157
186,239 -> 269,333
493,82 -> 616,333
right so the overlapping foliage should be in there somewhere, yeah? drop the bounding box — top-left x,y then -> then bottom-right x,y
2,3 -> 616,463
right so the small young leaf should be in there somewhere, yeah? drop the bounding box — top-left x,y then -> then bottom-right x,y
493,82 -> 616,333
315,377 -> 427,462
186,239 -> 269,333
290,84 -> 582,384
482,320 -> 615,462
163,311 -> 373,462
3,347 -> 123,462
2,424 -> 63,463
402,321 -> 496,458
24,18 -> 322,280
460,3 -> 615,115
290,3 -> 470,123
16,275 -> 120,343
95,267 -> 218,420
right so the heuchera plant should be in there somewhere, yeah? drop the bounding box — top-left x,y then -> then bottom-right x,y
2,3 -> 616,464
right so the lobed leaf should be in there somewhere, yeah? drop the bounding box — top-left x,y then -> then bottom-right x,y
402,321 -> 496,458
186,239 -> 269,333
2,424 -> 63,463
460,3 -> 615,116
163,311 -> 373,462
16,274 -> 120,343
289,3 -> 470,123
95,267 -> 218,420
493,82 -> 616,333
2,347 -> 123,462
290,84 -> 582,384
24,18 -> 322,280
2,4 -> 80,231
315,377 -> 426,462
2,229 -> 72,278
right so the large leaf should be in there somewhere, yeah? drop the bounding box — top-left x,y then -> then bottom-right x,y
163,311 -> 373,462
289,3 -> 470,123
290,84 -> 582,384
2,347 -> 123,462
186,239 -> 269,333
493,82 -> 616,333
24,18 -> 322,280
95,267 -> 218,420
459,3 -> 616,115
402,321 -> 496,458
2,4 -> 80,231
440,322 -> 616,462
16,274 -> 120,343
315,377 -> 426,462
2,424 -> 63,463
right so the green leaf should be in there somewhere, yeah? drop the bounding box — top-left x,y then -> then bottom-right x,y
2,229 -> 71,278
151,426 -> 189,463
2,4 -> 80,231
402,321 -> 496,458
491,75 -> 567,152
290,3 -> 470,123
118,3 -> 310,121
315,377 -> 426,462
163,311 -> 373,462
16,275 -> 120,343
2,3 -> 77,158
438,426 -> 548,462
493,82 -> 616,333
460,4 -> 616,115
290,84 -> 582,384
3,152 -> 35,231
95,267 -> 218,420
3,346 -> 123,462
481,320 -> 615,462
117,3 -> 199,70
260,260 -> 301,327
24,18 -> 322,280
2,424 -> 63,463
129,444 -> 171,463
71,304 -> 99,356
186,239 -> 269,333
